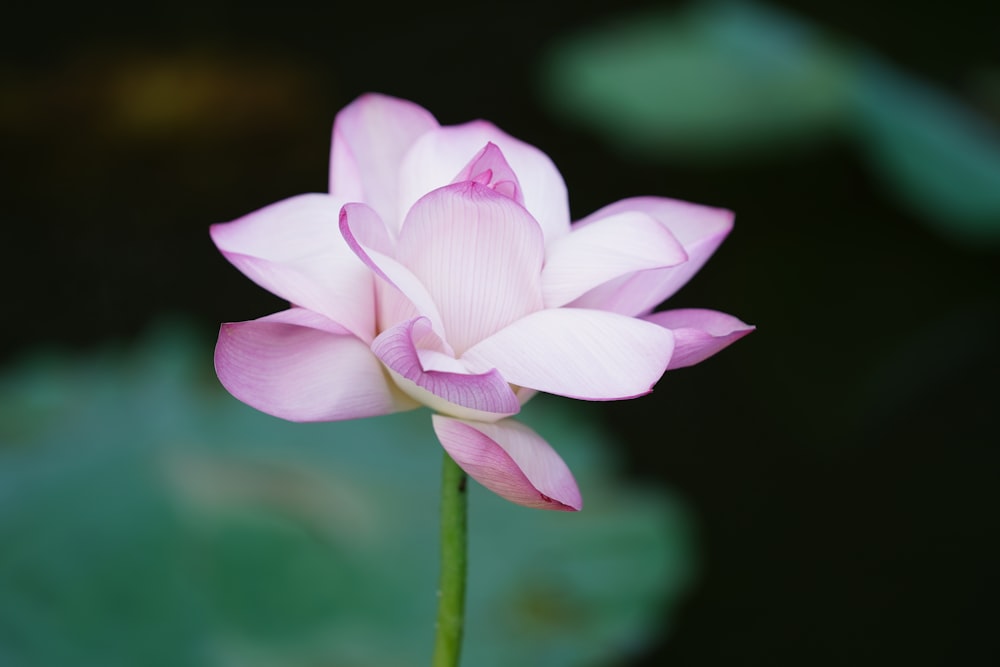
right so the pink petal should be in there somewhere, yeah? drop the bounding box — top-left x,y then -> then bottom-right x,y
215,308 -> 418,422
541,209 -> 688,308
329,93 -> 439,230
461,308 -> 675,400
210,194 -> 375,341
570,197 -> 734,316
398,121 -> 570,242
644,308 -> 755,370
453,142 -> 525,205
338,202 -> 448,343
432,416 -> 581,511
372,317 -> 521,419
395,182 -> 545,355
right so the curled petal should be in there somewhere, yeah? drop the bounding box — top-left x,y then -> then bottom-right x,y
432,416 -> 582,511
372,317 -> 520,420
215,308 -> 418,422
339,202 -> 448,343
644,308 -> 755,369
210,194 -> 375,341
541,209 -> 688,308
329,93 -> 439,228
462,308 -> 675,400
395,182 -> 545,355
398,121 -> 571,242
570,197 -> 734,316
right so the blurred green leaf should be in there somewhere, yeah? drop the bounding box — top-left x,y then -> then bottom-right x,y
540,0 -> 854,160
851,59 -> 1000,245
0,321 -> 696,666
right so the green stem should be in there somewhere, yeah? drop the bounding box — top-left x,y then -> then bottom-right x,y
431,452 -> 468,667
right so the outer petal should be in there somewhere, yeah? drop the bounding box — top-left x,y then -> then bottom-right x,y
432,416 -> 582,511
372,317 -> 520,421
541,209 -> 688,308
398,121 -> 570,242
462,308 -> 675,400
570,197 -> 734,316
329,93 -> 439,229
644,308 -> 755,370
210,193 -> 375,342
216,308 -> 418,422
396,182 -> 545,355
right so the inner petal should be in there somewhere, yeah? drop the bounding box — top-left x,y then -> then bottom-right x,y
453,142 -> 525,206
395,182 -> 545,355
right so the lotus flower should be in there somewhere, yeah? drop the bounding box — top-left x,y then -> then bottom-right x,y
211,93 -> 752,511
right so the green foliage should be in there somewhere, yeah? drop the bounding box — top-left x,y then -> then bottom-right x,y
540,0 -> 1000,245
0,321 -> 695,666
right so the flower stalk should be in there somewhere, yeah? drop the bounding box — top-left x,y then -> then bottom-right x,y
432,452 -> 468,667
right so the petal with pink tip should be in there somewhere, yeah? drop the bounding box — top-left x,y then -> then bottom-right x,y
339,202 -> 448,343
570,197 -> 734,316
462,308 -> 675,400
541,209 -> 688,308
398,121 -> 570,242
215,308 -> 418,422
453,142 -> 525,205
395,182 -> 545,355
644,308 -> 755,370
432,416 -> 581,511
210,194 -> 375,341
329,93 -> 439,229
372,317 -> 520,420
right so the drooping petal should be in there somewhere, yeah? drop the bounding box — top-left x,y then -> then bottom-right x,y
644,308 -> 755,369
339,202 -> 448,343
432,416 -> 581,511
372,317 -> 520,421
541,209 -> 688,308
398,121 -> 570,242
395,182 -> 545,355
215,308 -> 418,422
210,194 -> 375,341
569,197 -> 734,316
329,93 -> 439,228
453,142 -> 525,205
462,308 -> 675,400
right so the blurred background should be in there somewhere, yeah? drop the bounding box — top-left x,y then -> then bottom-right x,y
2,0 -> 998,665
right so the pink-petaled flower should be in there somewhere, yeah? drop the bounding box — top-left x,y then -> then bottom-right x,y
211,93 -> 753,511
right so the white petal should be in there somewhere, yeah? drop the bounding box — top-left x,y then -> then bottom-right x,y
398,121 -> 571,242
395,182 -> 545,355
462,308 -> 675,400
210,194 -> 375,341
542,209 -> 688,307
329,93 -> 439,230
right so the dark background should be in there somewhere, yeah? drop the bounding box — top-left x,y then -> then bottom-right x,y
3,1 -> 998,665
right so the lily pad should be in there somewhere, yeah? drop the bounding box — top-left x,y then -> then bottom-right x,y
0,320 -> 696,666
539,0 -> 854,160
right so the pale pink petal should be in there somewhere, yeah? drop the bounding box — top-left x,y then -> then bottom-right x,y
570,197 -> 734,316
461,308 -> 675,400
329,93 -> 439,229
372,317 -> 520,418
453,142 -> 525,205
541,209 -> 688,308
210,194 -> 375,341
398,121 -> 570,242
215,308 -> 418,422
432,416 -> 581,511
395,182 -> 545,355
644,309 -> 755,370
338,202 -> 448,343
